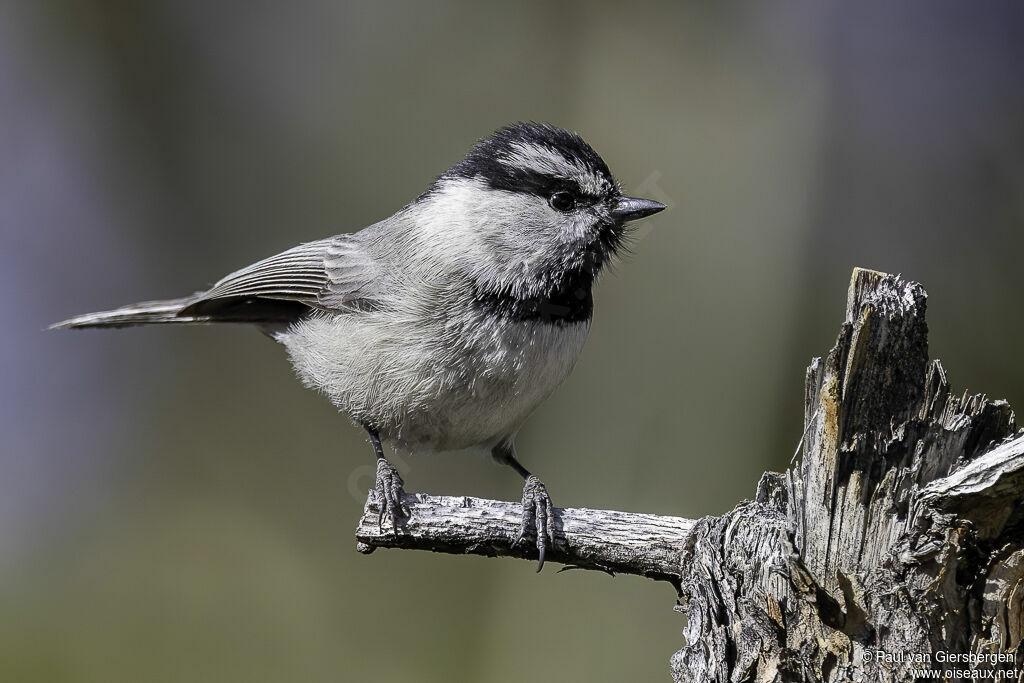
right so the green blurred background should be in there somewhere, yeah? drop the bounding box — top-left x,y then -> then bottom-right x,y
3,1 -> 1023,681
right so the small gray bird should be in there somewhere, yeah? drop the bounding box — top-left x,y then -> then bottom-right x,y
54,122 -> 665,570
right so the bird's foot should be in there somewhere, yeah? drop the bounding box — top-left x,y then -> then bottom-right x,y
375,458 -> 410,534
514,475 -> 556,571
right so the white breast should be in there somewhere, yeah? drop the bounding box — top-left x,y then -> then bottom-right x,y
276,304 -> 589,453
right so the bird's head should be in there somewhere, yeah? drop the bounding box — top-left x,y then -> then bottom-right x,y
411,123 -> 665,299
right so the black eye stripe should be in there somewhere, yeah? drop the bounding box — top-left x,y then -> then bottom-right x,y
452,163 -> 601,204
493,168 -> 577,198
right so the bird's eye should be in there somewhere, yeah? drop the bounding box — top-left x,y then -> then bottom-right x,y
549,191 -> 576,212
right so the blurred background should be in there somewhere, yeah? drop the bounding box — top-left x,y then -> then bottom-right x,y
2,1 -> 1023,681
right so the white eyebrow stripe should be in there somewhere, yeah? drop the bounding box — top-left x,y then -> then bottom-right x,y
498,141 -> 609,196
501,141 -> 585,177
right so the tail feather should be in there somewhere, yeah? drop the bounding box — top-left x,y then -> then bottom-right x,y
52,294 -> 314,330
50,296 -> 204,329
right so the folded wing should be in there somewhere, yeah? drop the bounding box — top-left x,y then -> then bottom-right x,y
184,235 -> 383,318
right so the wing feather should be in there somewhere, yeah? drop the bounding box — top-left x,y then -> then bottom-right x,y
199,240 -> 331,303
187,235 -> 383,314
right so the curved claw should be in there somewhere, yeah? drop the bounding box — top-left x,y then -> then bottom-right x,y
514,475 -> 557,571
375,458 -> 408,534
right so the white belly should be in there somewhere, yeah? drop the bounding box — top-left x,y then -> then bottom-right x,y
277,308 -> 589,452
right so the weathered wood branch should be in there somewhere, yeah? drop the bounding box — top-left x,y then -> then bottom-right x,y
356,493 -> 694,584
356,267 -> 1024,682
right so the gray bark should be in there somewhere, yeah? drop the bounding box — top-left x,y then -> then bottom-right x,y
356,268 -> 1024,682
356,493 -> 694,583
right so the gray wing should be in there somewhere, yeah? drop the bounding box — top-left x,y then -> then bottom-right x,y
185,235 -> 383,316
198,239 -> 330,303
319,236 -> 387,311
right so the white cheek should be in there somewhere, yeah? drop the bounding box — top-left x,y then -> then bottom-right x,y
412,178 -> 584,292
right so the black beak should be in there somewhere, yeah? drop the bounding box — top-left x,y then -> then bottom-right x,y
610,196 -> 666,222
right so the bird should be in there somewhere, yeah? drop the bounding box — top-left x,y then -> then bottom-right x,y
53,122 -> 666,570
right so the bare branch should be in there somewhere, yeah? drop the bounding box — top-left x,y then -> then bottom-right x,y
355,492 -> 694,584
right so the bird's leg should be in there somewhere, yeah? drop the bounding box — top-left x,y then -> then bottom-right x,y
366,427 -> 409,533
492,441 -> 556,571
